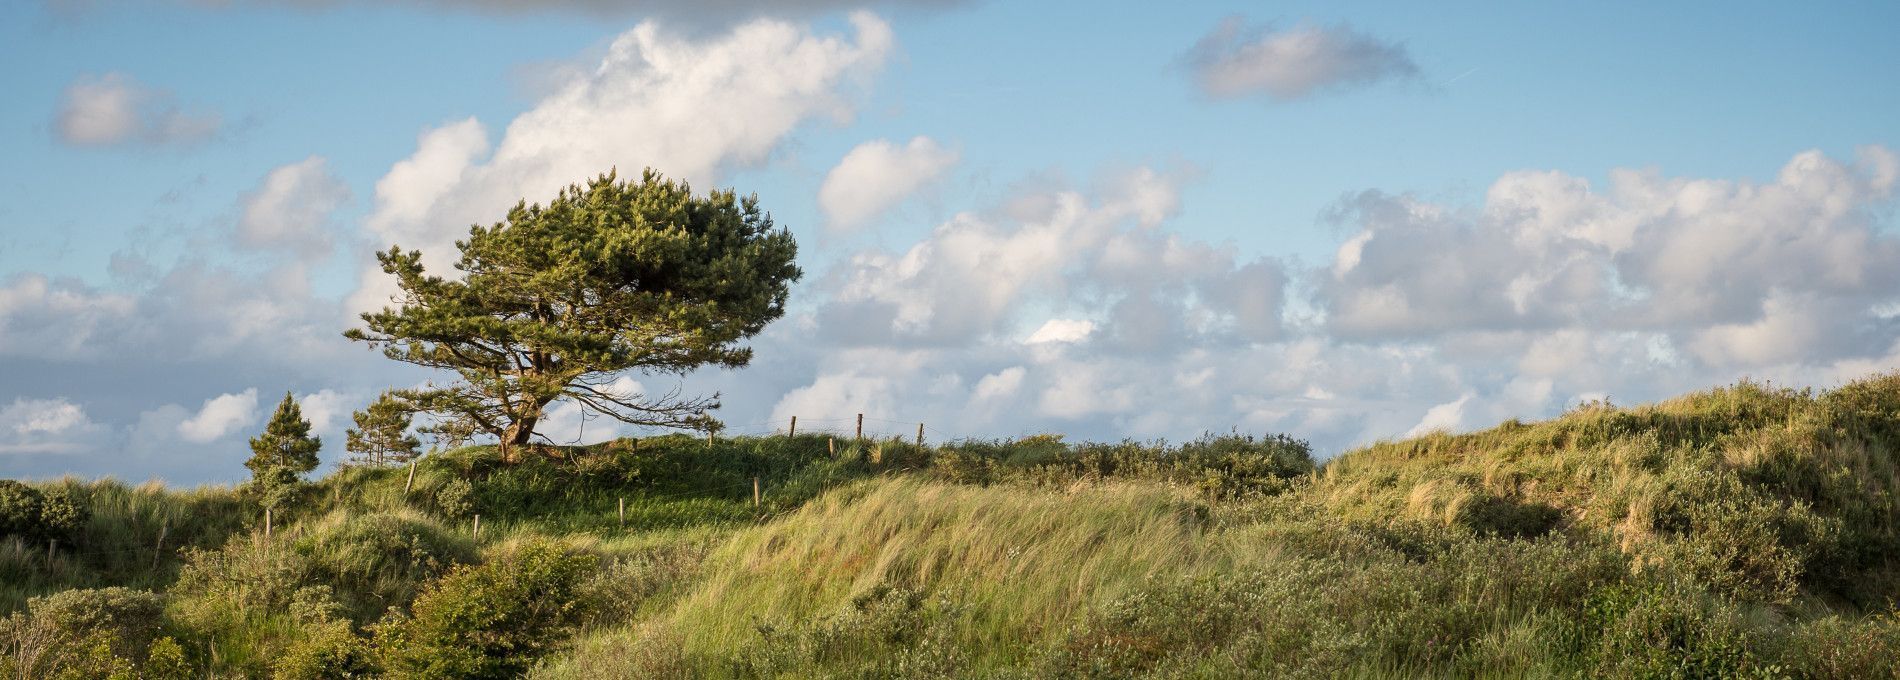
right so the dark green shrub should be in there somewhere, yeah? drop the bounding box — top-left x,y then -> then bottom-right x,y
0,481 -> 43,539
375,541 -> 598,679
274,619 -> 374,680
1566,582 -> 1777,678
34,488 -> 87,541
0,481 -> 78,544
1455,493 -> 1564,539
434,478 -> 476,519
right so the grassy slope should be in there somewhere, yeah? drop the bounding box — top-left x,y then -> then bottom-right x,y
5,375 -> 1900,677
544,376 -> 1900,678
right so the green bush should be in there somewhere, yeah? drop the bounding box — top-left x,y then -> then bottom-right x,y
0,481 -> 82,544
274,618 -> 374,680
375,541 -> 598,679
0,481 -> 44,539
0,587 -> 169,678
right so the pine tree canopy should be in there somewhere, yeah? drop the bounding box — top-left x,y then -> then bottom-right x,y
344,169 -> 802,462
345,392 -> 422,467
246,392 -> 322,479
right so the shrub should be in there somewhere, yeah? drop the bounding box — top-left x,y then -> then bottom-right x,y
0,481 -> 81,544
0,481 -> 43,539
291,510 -> 474,621
375,541 -> 598,679
434,478 -> 475,519
275,619 -> 374,680
144,636 -> 194,680
0,587 -> 168,678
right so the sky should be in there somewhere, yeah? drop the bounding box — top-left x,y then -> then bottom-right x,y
2,0 -> 1897,483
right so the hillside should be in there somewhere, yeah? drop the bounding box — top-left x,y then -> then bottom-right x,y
4,375 -> 1900,678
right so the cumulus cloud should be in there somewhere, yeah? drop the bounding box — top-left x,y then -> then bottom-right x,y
1186,18 -> 1419,102
53,72 -> 222,147
176,388 -> 259,443
354,12 -> 894,311
1320,146 -> 1900,353
0,398 -> 110,455
0,263 -> 362,365
750,147 -> 1900,458
237,156 -> 352,258
819,136 -> 959,232
815,167 -> 1282,349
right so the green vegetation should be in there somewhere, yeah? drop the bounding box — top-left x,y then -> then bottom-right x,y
3,375 -> 1900,677
346,392 -> 423,468
344,170 -> 802,461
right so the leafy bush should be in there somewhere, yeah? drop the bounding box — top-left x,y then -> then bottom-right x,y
0,587 -> 170,678
0,481 -> 86,544
375,541 -> 598,679
274,618 -> 373,680
0,482 -> 43,540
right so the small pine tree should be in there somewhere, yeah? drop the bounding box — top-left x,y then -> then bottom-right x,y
345,392 -> 421,467
246,392 -> 322,481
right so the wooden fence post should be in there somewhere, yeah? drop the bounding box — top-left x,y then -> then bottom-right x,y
753,476 -> 761,508
856,413 -> 864,440
708,430 -> 715,447
264,508 -> 273,539
404,458 -> 418,494
789,416 -> 797,437
618,498 -> 626,528
152,522 -> 168,571
828,437 -> 836,457
46,539 -> 55,568
473,514 -> 481,537
917,423 -> 925,447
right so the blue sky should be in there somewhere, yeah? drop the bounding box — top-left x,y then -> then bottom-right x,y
2,0 -> 1897,483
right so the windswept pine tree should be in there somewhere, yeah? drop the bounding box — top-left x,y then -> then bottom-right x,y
345,170 -> 801,462
246,392 -> 322,480
345,392 -> 421,467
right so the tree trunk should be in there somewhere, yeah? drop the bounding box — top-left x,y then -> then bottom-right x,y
500,414 -> 540,464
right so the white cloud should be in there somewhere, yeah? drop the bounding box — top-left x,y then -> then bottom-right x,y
177,389 -> 259,443
0,398 -> 110,455
1321,146 -> 1900,348
0,274 -> 138,360
237,156 -> 352,258
819,136 -> 959,232
355,11 -> 894,308
816,166 -> 1281,348
1186,19 -> 1419,102
53,72 -> 222,147
1025,319 -> 1094,345
1404,393 -> 1471,438
970,366 -> 1025,403
297,389 -> 354,434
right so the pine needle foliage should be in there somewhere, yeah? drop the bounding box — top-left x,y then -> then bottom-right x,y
246,392 -> 321,481
345,169 -> 801,462
345,392 -> 421,468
